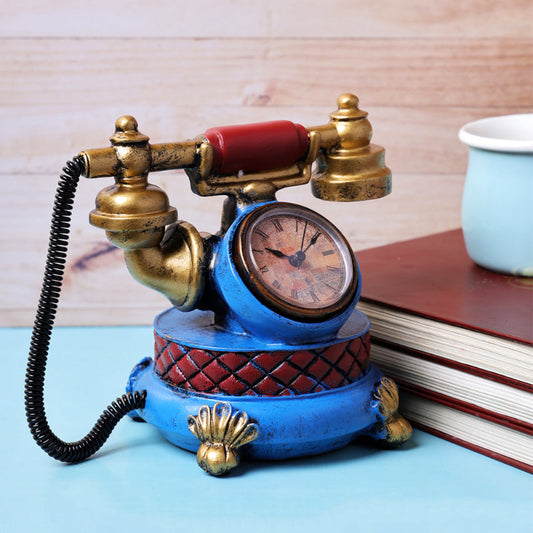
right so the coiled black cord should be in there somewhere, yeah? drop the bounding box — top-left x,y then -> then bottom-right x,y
25,156 -> 146,463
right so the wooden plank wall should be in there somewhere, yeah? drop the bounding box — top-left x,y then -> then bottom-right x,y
1,0 -> 532,326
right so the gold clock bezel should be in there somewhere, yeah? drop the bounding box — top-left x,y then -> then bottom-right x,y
233,203 -> 358,323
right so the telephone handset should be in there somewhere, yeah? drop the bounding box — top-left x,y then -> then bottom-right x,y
26,94 -> 411,475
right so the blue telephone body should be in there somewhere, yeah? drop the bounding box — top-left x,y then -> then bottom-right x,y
26,94 -> 411,475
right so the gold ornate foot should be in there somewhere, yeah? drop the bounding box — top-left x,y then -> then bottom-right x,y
375,377 -> 412,446
187,402 -> 259,476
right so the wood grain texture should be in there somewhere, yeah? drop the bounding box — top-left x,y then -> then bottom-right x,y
1,0 -> 531,326
2,38 -> 531,109
1,0 -> 531,38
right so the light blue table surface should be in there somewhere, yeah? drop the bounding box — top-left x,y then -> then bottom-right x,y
2,326 -> 532,533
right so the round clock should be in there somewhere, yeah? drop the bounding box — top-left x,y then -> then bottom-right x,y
233,203 -> 358,322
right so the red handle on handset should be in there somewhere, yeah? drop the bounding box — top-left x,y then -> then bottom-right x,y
204,120 -> 309,175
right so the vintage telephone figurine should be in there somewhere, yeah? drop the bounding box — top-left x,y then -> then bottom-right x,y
26,94 -> 411,475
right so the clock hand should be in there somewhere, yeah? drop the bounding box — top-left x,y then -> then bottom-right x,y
299,221 -> 308,252
265,247 -> 289,259
292,231 -> 322,268
302,231 -> 321,254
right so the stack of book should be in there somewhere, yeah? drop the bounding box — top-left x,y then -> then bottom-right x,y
356,230 -> 532,473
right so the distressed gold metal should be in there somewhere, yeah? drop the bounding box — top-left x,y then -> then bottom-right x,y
187,402 -> 259,476
79,94 -> 390,309
310,93 -> 392,201
124,221 -> 205,311
374,377 -> 412,445
80,116 -> 204,310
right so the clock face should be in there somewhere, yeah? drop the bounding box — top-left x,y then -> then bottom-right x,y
233,203 -> 357,322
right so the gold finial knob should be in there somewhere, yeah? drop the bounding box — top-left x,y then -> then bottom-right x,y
115,115 -> 139,133
110,115 -> 150,144
330,93 -> 367,121
311,93 -> 391,201
338,93 -> 359,109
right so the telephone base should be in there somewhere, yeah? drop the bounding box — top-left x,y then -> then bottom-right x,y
125,308 -> 411,474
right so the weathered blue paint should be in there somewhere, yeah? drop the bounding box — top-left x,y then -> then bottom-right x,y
154,307 -> 370,352
126,355 -> 390,460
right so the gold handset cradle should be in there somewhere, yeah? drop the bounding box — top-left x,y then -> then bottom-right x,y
80,93 -> 391,311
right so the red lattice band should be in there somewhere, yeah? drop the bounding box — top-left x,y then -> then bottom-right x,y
153,332 -> 371,396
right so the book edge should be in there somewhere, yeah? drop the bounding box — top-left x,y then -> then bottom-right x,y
412,422 -> 533,475
400,391 -> 533,472
399,382 -> 533,436
372,337 -> 533,393
360,298 -> 533,347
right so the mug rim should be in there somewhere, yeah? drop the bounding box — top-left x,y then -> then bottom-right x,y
459,114 -> 533,153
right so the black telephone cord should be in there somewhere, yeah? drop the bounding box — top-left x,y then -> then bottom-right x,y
24,156 -> 146,463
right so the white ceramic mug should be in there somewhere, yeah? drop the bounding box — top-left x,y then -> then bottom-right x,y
459,114 -> 533,276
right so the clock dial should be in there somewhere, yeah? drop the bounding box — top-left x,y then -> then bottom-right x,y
234,203 -> 357,322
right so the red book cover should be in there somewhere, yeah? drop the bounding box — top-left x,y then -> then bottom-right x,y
356,229 -> 533,346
